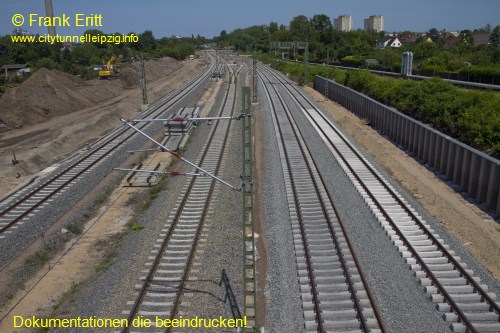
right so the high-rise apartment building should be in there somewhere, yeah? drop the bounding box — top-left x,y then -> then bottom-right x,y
333,15 -> 353,32
364,15 -> 384,32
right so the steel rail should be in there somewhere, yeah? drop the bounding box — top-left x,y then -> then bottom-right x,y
0,60 -> 214,239
120,62 -> 241,333
264,64 -> 500,332
261,65 -> 389,333
263,74 -> 325,333
166,66 -> 241,333
260,67 -> 384,332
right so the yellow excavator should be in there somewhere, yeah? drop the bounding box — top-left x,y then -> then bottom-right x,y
98,55 -> 118,79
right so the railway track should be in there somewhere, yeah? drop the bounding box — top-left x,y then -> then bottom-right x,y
0,59 -> 215,243
259,66 -> 386,332
120,63 -> 242,333
260,64 -> 500,333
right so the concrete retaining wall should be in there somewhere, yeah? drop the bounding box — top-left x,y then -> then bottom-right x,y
313,75 -> 500,218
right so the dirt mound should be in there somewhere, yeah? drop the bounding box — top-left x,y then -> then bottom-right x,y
0,58 -> 181,132
0,68 -> 91,130
118,57 -> 182,88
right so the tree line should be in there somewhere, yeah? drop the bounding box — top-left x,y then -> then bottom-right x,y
0,29 -> 203,85
215,15 -> 500,77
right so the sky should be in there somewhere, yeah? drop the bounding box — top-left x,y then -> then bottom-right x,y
1,0 -> 499,38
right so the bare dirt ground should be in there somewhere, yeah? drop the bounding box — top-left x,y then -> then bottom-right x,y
303,86 -> 500,281
0,177 -> 140,332
0,66 -> 223,333
0,57 -> 204,197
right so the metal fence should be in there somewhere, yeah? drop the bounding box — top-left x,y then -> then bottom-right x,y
314,75 -> 500,218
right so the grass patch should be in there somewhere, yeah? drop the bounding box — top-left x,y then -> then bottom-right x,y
66,223 -> 81,235
94,191 -> 109,205
169,156 -> 179,167
95,254 -> 114,273
12,186 -> 116,295
130,223 -> 144,233
23,241 -> 56,276
139,173 -> 169,212
52,281 -> 83,311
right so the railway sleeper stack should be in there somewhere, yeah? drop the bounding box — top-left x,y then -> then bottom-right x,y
123,162 -> 164,187
160,135 -> 182,152
164,107 -> 200,137
211,64 -> 225,80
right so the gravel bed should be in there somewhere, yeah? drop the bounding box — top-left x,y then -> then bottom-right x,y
179,82 -> 244,330
54,71 -> 235,332
257,73 -> 455,332
0,76 -> 209,269
301,84 -> 500,302
285,80 -> 500,331
0,78 -> 210,323
282,84 -> 450,332
0,135 -> 146,266
259,78 -> 307,332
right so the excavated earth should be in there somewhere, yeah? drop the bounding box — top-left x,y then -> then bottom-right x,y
0,57 -> 203,195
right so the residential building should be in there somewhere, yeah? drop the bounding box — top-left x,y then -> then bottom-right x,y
12,27 -> 29,36
420,35 -> 434,43
473,32 -> 491,46
1,64 -> 31,80
399,32 -> 417,44
376,36 -> 401,49
364,15 -> 384,32
444,35 -> 464,49
334,15 -> 353,32
442,31 -> 460,38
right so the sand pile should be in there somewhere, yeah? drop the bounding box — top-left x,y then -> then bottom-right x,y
119,57 -> 181,88
0,57 -> 181,132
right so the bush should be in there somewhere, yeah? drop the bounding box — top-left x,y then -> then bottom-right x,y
34,57 -> 60,70
274,61 -> 500,158
344,70 -> 374,93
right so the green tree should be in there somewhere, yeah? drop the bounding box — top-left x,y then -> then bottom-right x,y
490,25 -> 500,47
428,28 -> 441,42
310,14 -> 333,45
138,30 -> 156,50
289,15 -> 311,41
269,22 -> 279,34
83,29 -> 106,48
310,14 -> 332,32
34,57 -> 59,70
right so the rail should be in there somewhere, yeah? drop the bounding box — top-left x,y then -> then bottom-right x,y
314,75 -> 500,218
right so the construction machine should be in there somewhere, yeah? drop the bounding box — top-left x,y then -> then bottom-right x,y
98,55 -> 118,79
